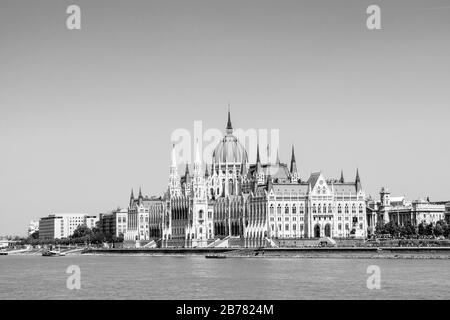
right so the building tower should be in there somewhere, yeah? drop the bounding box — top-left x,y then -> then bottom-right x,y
168,144 -> 181,197
290,145 -> 299,183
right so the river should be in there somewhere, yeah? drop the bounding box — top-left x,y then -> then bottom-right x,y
0,255 -> 449,299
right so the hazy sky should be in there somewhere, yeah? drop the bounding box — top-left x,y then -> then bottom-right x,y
1,0 -> 450,235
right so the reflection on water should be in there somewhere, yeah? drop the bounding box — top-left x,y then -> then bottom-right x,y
0,255 -> 449,299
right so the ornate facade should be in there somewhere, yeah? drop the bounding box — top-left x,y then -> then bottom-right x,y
161,112 -> 367,248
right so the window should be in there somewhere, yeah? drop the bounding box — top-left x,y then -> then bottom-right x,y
285,224 -> 289,231
323,204 -> 327,214
293,224 -> 297,231
345,204 -> 349,214
359,204 -> 363,214
270,204 -> 274,214
285,217 -> 289,221
285,205 -> 289,214
199,210 -> 203,219
328,204 -> 332,213
352,204 -> 356,214
292,205 -> 297,214
313,204 -> 317,213
338,204 -> 342,214
338,223 -> 342,230
318,204 -> 322,213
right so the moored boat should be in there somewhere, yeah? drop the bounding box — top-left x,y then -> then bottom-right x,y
205,254 -> 227,259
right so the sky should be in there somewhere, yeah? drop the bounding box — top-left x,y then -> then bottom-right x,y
1,0 -> 450,235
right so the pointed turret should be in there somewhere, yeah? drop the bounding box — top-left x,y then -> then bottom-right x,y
185,162 -> 190,180
205,164 -> 210,178
355,168 -> 362,192
171,143 -> 177,168
129,188 -> 135,206
290,145 -> 297,174
138,187 -> 143,199
256,143 -> 262,172
339,170 -> 345,183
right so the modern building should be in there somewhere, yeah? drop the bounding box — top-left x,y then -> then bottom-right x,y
162,111 -> 367,248
27,220 -> 39,237
38,213 -> 99,240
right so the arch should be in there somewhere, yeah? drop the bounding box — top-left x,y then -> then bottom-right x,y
324,223 -> 331,237
314,224 -> 320,238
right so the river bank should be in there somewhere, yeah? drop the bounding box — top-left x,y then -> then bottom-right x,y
81,247 -> 450,259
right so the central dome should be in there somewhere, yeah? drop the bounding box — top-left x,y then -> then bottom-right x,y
212,110 -> 248,164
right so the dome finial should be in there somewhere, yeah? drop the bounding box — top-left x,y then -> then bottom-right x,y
226,104 -> 233,134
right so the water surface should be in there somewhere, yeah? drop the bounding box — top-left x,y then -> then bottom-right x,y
0,255 -> 449,299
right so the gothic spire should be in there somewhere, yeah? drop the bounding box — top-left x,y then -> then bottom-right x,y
276,149 -> 280,165
290,145 -> 297,174
356,168 -> 362,192
205,164 -> 209,178
171,143 -> 177,168
138,187 -> 143,199
256,142 -> 262,172
339,169 -> 345,183
130,188 -> 134,200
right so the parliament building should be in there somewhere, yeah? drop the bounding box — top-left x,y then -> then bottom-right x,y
160,112 -> 367,248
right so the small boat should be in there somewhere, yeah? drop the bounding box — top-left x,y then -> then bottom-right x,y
42,249 -> 66,257
205,254 -> 227,259
0,251 -> 8,256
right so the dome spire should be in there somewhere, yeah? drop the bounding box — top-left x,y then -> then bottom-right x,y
226,104 -> 233,134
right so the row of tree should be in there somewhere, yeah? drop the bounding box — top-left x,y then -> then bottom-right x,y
24,225 -> 124,246
375,220 -> 450,238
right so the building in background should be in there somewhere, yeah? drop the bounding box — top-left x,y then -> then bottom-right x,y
27,220 -> 39,237
97,208 -> 127,238
445,202 -> 450,224
371,187 -> 446,227
38,213 -> 98,240
125,191 -> 165,242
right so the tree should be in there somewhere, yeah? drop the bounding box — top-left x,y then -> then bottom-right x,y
400,221 -> 416,237
434,220 -> 448,237
384,221 -> 400,237
418,222 -> 427,236
375,221 -> 386,235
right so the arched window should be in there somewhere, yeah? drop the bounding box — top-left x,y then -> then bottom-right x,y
300,205 -> 304,214
285,205 -> 289,214
323,204 -> 327,214
328,204 -> 332,213
292,204 -> 296,214
345,223 -> 349,230
312,204 -> 317,213
359,204 -> 363,214
199,210 -> 203,219
338,204 -> 342,214
345,204 -> 349,214
277,204 -> 282,214
270,204 -> 274,214
352,204 -> 356,214
338,223 -> 342,230
318,204 -> 321,213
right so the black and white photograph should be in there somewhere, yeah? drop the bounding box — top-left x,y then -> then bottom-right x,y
1,0 -> 450,312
